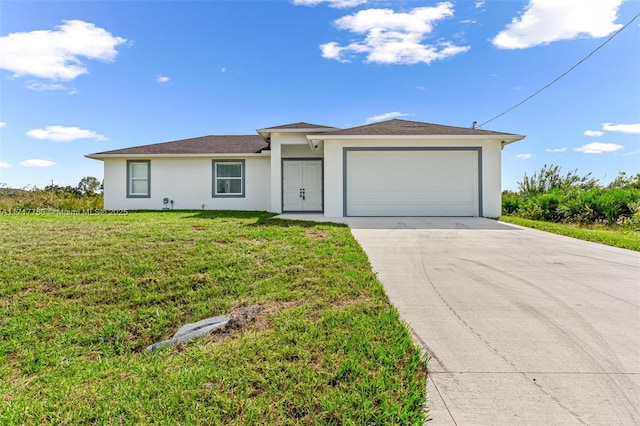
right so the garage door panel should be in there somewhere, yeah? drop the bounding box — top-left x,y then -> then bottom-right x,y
346,150 -> 478,216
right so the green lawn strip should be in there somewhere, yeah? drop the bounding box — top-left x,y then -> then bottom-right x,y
499,216 -> 640,251
0,211 -> 427,425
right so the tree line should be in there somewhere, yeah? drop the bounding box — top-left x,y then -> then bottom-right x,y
0,177 -> 104,211
503,165 -> 640,227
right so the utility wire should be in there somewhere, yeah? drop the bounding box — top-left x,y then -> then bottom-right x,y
477,12 -> 640,129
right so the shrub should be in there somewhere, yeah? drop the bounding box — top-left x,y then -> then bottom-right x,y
0,179 -> 104,211
518,164 -> 598,196
504,165 -> 640,227
501,191 -> 521,215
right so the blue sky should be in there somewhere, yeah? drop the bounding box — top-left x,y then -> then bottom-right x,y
1,0 -> 638,191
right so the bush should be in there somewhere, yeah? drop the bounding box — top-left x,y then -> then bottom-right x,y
518,164 -> 598,196
501,191 -> 521,215
0,178 -> 104,211
503,165 -> 640,227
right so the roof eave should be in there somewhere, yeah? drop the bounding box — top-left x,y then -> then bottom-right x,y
308,134 -> 525,142
86,152 -> 271,160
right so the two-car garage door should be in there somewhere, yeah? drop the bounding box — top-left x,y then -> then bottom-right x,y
345,149 -> 480,217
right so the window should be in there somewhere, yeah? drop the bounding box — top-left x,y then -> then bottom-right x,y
213,160 -> 245,197
127,160 -> 150,198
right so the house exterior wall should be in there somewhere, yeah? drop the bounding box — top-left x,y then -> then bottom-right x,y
322,138 -> 503,218
103,157 -> 271,211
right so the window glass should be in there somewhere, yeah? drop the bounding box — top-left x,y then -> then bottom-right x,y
216,179 -> 241,194
131,179 -> 148,195
216,163 -> 241,178
131,163 -> 148,179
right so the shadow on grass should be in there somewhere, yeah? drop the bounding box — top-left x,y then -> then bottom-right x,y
178,210 -> 348,229
179,210 -> 276,221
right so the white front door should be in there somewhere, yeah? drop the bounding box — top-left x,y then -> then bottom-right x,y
283,160 -> 323,212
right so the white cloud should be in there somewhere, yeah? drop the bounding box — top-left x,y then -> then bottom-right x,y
492,0 -> 623,49
515,153 -> 533,159
26,81 -> 67,91
622,150 -> 640,157
320,4 -> 470,64
0,122 -> 6,128
26,125 -> 107,142
365,111 -> 410,124
0,162 -> 11,168
545,147 -> 567,153
574,142 -> 623,154
460,20 -> 477,24
0,20 -> 126,82
416,85 -> 426,90
584,130 -> 605,137
19,159 -> 56,167
474,1 -> 485,8
293,0 -> 368,8
220,67 -> 226,73
602,122 -> 640,134
155,75 -> 170,83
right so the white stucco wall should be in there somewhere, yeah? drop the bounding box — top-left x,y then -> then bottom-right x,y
103,157 -> 271,211
322,138 -> 503,218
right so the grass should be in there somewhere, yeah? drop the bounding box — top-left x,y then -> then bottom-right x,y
0,211 -> 428,425
499,216 -> 640,251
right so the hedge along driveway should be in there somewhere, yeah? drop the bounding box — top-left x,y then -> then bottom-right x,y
0,211 -> 428,425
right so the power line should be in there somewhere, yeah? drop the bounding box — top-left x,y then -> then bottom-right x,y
477,12 -> 640,129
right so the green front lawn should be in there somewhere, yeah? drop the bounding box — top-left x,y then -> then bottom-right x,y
499,216 -> 640,251
0,211 -> 427,425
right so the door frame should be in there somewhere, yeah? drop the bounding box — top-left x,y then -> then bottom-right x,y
281,158 -> 324,213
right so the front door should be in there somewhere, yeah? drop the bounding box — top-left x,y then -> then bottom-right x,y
283,160 -> 323,212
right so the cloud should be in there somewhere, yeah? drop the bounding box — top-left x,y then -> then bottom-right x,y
0,20 -> 126,82
492,0 -> 623,49
26,81 -> 67,91
474,1 -> 485,8
460,19 -> 477,24
0,162 -> 11,168
545,147 -> 567,153
622,150 -> 640,157
515,153 -> 533,159
293,0 -> 368,8
584,130 -> 604,137
602,122 -> 640,134
155,75 -> 170,83
19,159 -> 56,167
0,122 -> 6,128
220,67 -> 226,73
365,111 -> 411,124
320,3 -> 470,64
26,125 -> 107,142
574,142 -> 623,154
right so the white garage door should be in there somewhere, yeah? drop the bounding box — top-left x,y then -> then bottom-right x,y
345,149 -> 479,216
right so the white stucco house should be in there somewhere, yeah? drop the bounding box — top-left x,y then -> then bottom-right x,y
86,119 -> 524,217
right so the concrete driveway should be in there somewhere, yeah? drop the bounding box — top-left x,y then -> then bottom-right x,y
348,218 -> 640,425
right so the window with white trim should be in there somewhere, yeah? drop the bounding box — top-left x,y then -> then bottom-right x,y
213,160 -> 245,197
127,160 -> 150,198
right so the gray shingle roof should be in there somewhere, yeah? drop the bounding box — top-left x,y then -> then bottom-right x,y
321,119 -> 519,136
89,119 -> 522,157
259,122 -> 336,130
90,135 -> 269,156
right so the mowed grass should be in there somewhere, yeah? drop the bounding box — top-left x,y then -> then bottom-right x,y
0,211 -> 428,425
499,216 -> 640,251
